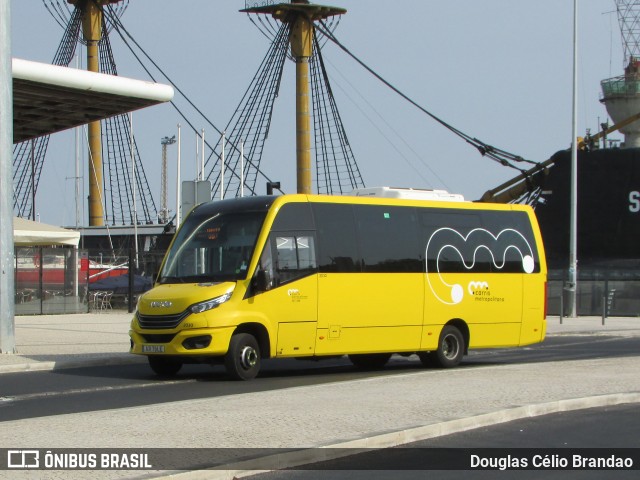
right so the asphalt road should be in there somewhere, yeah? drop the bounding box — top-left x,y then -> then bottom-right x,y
246,404 -> 640,480
1,334 -> 639,423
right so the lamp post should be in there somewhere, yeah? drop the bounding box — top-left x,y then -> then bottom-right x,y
160,135 -> 176,223
568,0 -> 579,317
0,0 -> 16,354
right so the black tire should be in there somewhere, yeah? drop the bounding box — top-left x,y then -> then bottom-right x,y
148,356 -> 182,377
225,333 -> 261,380
429,325 -> 465,368
348,353 -> 392,370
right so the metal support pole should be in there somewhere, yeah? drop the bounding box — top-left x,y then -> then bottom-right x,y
161,143 -> 168,222
39,247 -> 43,315
602,279 -> 610,326
0,0 -> 16,354
201,129 -> 205,184
31,139 -> 36,220
221,132 -> 225,200
241,141 -> 245,198
131,113 -> 138,270
75,51 -> 82,228
160,134 -> 176,224
568,0 -> 579,317
128,248 -> 134,314
176,124 -> 181,226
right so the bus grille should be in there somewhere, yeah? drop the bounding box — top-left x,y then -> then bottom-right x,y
141,333 -> 177,343
137,311 -> 190,330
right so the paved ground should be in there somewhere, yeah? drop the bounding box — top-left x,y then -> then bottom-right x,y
0,311 -> 135,373
0,313 -> 638,479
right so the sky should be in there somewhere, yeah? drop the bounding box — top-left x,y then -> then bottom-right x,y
10,0 -> 626,227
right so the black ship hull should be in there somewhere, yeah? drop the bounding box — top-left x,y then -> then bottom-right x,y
534,148 -> 640,315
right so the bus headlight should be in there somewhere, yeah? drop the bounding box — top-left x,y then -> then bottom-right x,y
189,292 -> 232,314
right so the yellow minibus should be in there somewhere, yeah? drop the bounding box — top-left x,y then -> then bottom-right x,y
130,192 -> 547,380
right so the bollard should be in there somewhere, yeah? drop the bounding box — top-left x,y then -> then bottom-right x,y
559,294 -> 564,324
602,280 -> 607,326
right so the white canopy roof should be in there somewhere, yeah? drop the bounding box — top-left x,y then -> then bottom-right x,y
13,217 -> 80,247
12,58 -> 174,143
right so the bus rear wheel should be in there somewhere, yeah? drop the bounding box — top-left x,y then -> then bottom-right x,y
420,325 -> 464,368
148,356 -> 182,377
349,353 -> 392,370
225,333 -> 261,380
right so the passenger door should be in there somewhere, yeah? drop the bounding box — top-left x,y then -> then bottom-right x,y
251,231 -> 318,357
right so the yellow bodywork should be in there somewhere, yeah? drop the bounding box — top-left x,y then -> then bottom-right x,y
130,195 -> 547,361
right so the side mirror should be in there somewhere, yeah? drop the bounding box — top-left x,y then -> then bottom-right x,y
252,269 -> 270,293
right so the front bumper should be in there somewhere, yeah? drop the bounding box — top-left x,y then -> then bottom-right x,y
129,325 -> 236,357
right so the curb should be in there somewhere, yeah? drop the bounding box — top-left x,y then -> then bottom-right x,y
157,392 -> 640,479
0,355 -> 143,374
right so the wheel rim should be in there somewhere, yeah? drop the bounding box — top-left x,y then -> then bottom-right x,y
240,345 -> 258,370
442,334 -> 460,360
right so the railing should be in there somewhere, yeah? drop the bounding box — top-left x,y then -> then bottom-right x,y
14,247 -> 90,315
601,75 -> 640,98
245,0 -> 282,9
548,269 -> 640,317
14,247 -> 165,315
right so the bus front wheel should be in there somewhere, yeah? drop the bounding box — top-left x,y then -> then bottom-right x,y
225,333 -> 261,380
420,325 -> 465,368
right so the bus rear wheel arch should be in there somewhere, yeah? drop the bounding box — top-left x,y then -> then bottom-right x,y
419,324 -> 465,368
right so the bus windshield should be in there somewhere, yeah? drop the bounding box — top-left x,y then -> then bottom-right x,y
159,210 -> 266,284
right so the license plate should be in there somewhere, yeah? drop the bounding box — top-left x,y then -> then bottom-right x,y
142,345 -> 165,353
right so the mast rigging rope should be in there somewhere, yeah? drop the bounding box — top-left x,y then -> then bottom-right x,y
316,21 -> 539,173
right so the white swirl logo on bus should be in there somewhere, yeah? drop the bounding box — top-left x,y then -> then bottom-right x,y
426,228 -> 535,305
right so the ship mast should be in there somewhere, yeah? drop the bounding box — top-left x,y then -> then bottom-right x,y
242,0 -> 346,194
68,0 -> 123,226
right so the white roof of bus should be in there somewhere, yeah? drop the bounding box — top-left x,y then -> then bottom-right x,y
350,187 -> 465,202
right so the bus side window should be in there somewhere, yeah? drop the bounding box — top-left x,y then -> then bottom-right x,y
276,237 -> 298,270
313,203 -> 361,272
275,235 -> 316,285
295,236 -> 315,270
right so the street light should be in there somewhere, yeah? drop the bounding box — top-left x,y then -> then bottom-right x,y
160,135 -> 176,223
